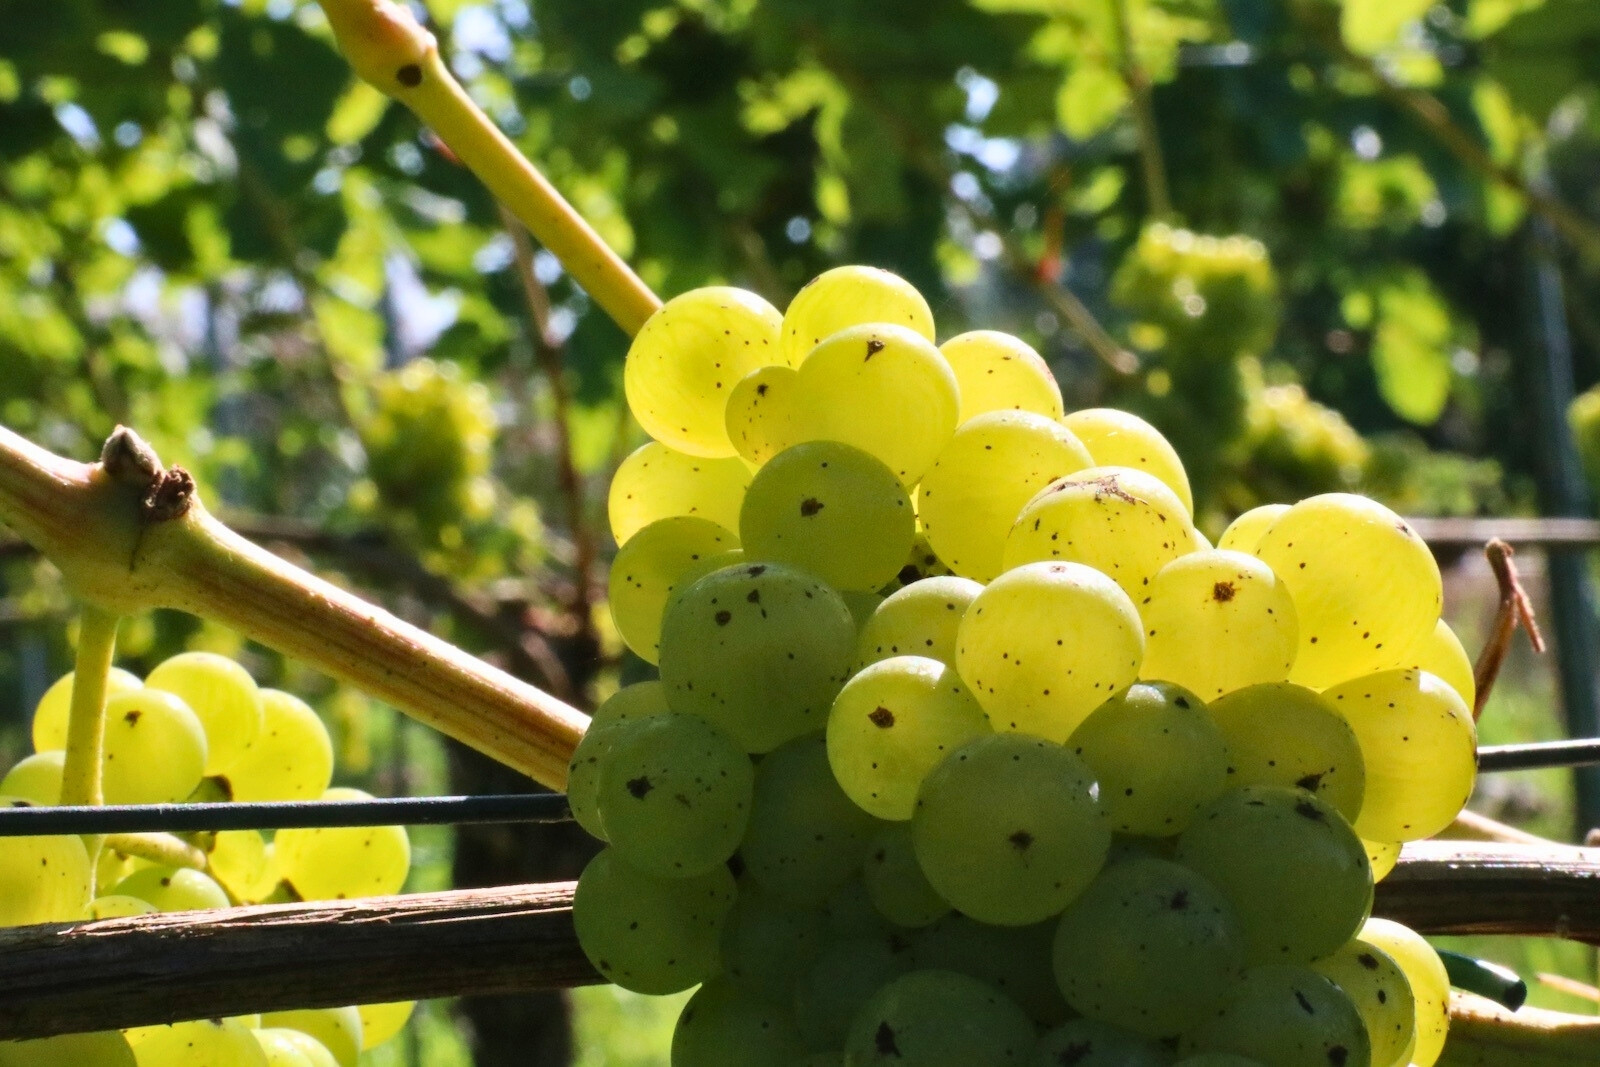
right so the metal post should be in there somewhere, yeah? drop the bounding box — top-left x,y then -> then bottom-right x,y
1525,211 -> 1600,835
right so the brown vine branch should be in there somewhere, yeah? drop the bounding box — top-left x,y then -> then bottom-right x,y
0,841 -> 1594,1040
0,424 -> 588,790
1475,538 -> 1546,720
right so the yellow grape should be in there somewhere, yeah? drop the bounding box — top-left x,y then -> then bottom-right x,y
145,651 -> 264,775
1359,918 -> 1450,1066
795,323 -> 960,486
252,1029 -> 326,1067
624,287 -> 782,457
606,516 -> 739,664
917,411 -> 1093,581
1406,619 -> 1476,710
356,1002 -> 415,1049
956,561 -> 1143,742
0,1032 -> 136,1066
31,667 -> 142,751
826,655 -> 991,820
857,575 -> 985,671
1253,494 -> 1441,689
226,689 -> 334,803
100,689 -> 208,805
1207,682 -> 1366,822
1324,668 -> 1476,842
128,1019 -> 268,1067
1139,549 -> 1298,699
739,441 -> 915,592
1364,839 -> 1401,883
275,788 -> 410,900
1311,939 -> 1417,1067
1060,408 -> 1193,514
778,265 -> 935,366
112,866 -> 231,912
0,750 -> 64,804
1004,466 -> 1196,599
0,799 -> 91,925
1216,503 -> 1289,553
608,441 -> 750,545
259,1008 -> 362,1067
90,894 -> 157,919
939,330 -> 1064,423
208,830 -> 271,901
725,364 -> 804,469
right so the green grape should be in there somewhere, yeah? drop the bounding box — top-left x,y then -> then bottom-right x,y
1216,504 -> 1289,553
596,713 -> 753,877
624,286 -> 783,457
726,365 -> 805,468
1066,681 -> 1229,836
1031,1019 -> 1175,1067
1253,494 -> 1441,689
1207,683 -> 1366,822
671,977 -> 809,1065
128,1019 -> 269,1067
1,750 -> 63,804
225,689 -> 334,803
1053,855 -> 1246,1036
794,936 -> 912,1051
145,651 -> 264,776
741,734 -> 882,907
253,1029 -> 335,1067
258,1008 -> 361,1067
608,516 -> 739,664
841,590 -> 884,630
100,689 -> 208,805
355,1002 -> 414,1049
567,682 -> 673,841
911,914 -> 1069,1026
913,733 -> 1109,925
857,576 -> 983,671
275,788 -> 410,900
1181,965 -> 1369,1067
740,441 -> 915,592
90,894 -> 158,919
0,1031 -> 135,1067
1364,839 -> 1401,883
778,265 -> 935,366
659,563 -> 856,753
1324,668 -> 1476,842
1359,919 -> 1449,1066
608,441 -> 750,545
821,878 -> 892,940
1311,939 -> 1416,1067
1172,1057 -> 1265,1067
572,846 -> 734,994
1175,787 -> 1372,963
1003,466 -> 1196,598
1061,408 -> 1194,515
112,865 -> 231,912
955,561 -> 1143,742
30,666 -> 142,752
1140,550 -> 1299,699
842,970 -> 1035,1066
0,801 -> 90,924
720,881 -> 828,1001
1405,619 -> 1476,710
795,323 -> 960,486
863,824 -> 948,928
939,330 -> 1064,423
917,412 -> 1093,581
827,656 -> 990,820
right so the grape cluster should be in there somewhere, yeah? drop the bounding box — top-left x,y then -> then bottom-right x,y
579,266 -> 1475,1066
0,652 -> 415,1065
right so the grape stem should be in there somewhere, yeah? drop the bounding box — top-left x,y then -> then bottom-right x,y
104,832 -> 208,873
312,0 -> 661,336
0,424 -> 588,790
1474,538 -> 1545,720
57,606 -> 120,815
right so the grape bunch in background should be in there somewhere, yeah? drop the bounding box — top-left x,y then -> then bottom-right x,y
575,265 -> 1479,1066
0,652 -> 415,1066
